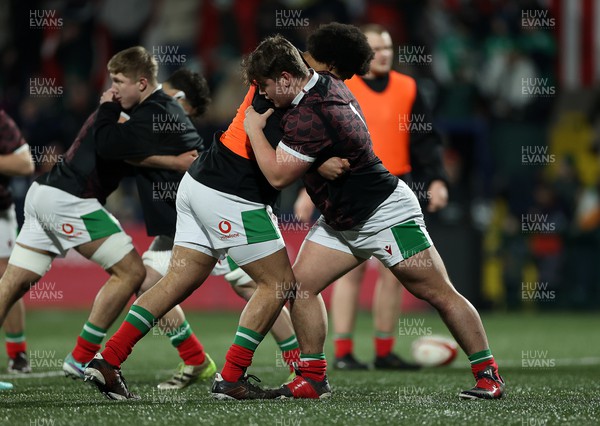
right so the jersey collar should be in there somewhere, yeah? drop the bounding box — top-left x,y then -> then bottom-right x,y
291,69 -> 319,107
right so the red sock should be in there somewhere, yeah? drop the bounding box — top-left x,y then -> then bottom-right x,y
298,359 -> 327,382
374,336 -> 395,358
177,334 -> 206,366
6,341 -> 26,359
282,347 -> 300,372
101,322 -> 144,368
471,357 -> 499,380
221,344 -> 254,382
334,337 -> 353,358
72,336 -> 101,364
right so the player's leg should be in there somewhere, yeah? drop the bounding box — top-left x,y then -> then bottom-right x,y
274,234 -> 365,399
0,206 -> 31,374
0,243 -> 54,389
372,263 -> 420,370
84,175 -> 221,399
85,243 -> 218,400
373,181 -> 503,398
212,242 -> 296,400
388,246 -> 504,398
4,298 -> 30,374
331,263 -> 369,370
63,233 -> 146,378
0,185 -> 55,330
217,257 -> 300,376
140,237 -> 216,390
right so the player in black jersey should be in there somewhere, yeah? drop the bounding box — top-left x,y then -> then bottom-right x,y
243,35 -> 504,400
0,48 -> 205,397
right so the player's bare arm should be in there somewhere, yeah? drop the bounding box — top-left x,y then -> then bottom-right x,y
0,147 -> 34,176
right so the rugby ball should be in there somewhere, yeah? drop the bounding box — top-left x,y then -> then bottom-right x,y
411,335 -> 458,367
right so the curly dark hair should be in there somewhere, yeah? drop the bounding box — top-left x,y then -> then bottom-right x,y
307,23 -> 374,80
165,68 -> 210,117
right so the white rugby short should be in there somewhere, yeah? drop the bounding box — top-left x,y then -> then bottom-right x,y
16,182 -> 125,256
174,173 -> 284,265
305,180 -> 432,268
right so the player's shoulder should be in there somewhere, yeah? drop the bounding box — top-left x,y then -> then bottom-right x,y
136,89 -> 182,116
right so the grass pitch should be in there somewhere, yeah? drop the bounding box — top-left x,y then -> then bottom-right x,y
1,310 -> 599,425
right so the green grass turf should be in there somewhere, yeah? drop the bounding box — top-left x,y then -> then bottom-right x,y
1,310 -> 599,425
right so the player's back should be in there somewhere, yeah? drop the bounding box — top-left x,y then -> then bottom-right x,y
282,72 -> 398,231
37,111 -> 132,205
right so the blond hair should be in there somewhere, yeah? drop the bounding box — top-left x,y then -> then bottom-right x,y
107,46 -> 158,85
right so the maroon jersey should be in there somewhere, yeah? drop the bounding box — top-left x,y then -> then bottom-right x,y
280,72 -> 398,231
0,110 -> 28,209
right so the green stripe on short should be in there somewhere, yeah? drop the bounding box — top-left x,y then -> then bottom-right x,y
390,220 -> 431,259
241,208 -> 279,244
81,209 -> 121,241
226,256 -> 239,272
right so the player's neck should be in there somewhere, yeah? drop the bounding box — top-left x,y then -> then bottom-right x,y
139,83 -> 159,104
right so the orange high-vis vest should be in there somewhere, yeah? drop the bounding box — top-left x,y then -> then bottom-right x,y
345,71 -> 417,176
220,85 -> 255,159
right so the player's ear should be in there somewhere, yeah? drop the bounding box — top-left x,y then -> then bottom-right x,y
280,72 -> 292,86
138,77 -> 148,92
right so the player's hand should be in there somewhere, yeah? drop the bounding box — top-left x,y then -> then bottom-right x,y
294,187 -> 315,223
244,106 -> 274,134
174,150 -> 199,173
427,179 -> 448,212
100,89 -> 118,105
318,157 -> 350,180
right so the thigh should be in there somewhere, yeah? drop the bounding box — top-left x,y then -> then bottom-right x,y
293,239 -> 365,296
388,245 -> 455,301
166,244 -> 219,290
234,246 -> 295,288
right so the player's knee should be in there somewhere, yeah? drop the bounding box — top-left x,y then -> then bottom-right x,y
232,283 -> 256,301
225,267 -> 253,287
127,257 -> 147,289
136,272 -> 156,297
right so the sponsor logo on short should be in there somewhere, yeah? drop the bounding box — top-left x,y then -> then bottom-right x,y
218,220 -> 232,234
218,220 -> 240,240
61,223 -> 82,239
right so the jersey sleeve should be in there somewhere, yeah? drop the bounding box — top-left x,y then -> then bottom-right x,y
278,105 -> 331,163
94,102 -> 161,160
0,110 -> 27,155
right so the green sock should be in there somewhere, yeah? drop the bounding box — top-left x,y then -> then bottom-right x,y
276,335 -> 299,352
166,320 -> 192,347
80,322 -> 107,345
125,305 -> 158,334
468,349 -> 493,365
233,326 -> 264,351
